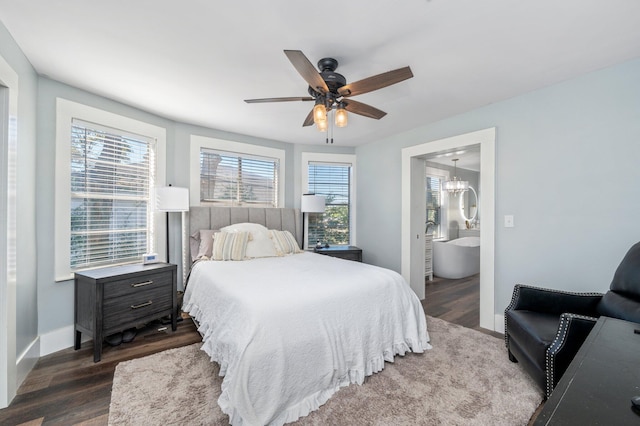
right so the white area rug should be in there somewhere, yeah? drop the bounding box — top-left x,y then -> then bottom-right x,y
109,316 -> 542,425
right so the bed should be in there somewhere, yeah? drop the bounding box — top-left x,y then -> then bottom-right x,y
182,207 -> 430,426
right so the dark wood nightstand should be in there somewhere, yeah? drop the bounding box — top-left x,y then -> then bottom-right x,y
314,245 -> 362,262
74,263 -> 177,362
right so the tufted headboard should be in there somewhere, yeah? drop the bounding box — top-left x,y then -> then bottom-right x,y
188,206 -> 302,262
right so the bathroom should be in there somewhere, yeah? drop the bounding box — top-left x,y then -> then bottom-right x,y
424,146 -> 481,280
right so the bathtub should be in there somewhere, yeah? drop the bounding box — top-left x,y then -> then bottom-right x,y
433,237 -> 480,279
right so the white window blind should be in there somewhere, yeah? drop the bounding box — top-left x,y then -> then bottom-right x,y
307,162 -> 351,247
70,119 -> 155,270
426,175 -> 442,238
200,148 -> 279,207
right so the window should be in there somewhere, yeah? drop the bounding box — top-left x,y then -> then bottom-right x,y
70,120 -> 155,270
190,135 -> 285,208
200,148 -> 278,207
426,176 -> 442,238
55,99 -> 166,281
425,166 -> 449,239
302,153 -> 356,249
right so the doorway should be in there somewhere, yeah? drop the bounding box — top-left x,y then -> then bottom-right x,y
424,145 -> 481,325
401,128 -> 496,331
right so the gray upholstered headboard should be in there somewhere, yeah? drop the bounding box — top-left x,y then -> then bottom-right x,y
188,206 -> 302,262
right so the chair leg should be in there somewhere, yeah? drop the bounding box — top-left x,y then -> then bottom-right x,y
508,349 -> 518,363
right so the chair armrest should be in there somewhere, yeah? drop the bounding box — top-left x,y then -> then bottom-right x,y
505,284 -> 603,317
544,313 -> 598,398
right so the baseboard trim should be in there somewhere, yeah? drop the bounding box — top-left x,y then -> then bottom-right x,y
40,325 -> 92,357
40,325 -> 74,356
16,337 -> 39,390
494,313 -> 505,334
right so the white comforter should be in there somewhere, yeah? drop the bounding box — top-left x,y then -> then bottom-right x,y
182,252 -> 430,426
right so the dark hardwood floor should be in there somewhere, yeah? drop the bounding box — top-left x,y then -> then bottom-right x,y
0,316 -> 201,426
423,273 -> 502,338
1,276 -> 515,425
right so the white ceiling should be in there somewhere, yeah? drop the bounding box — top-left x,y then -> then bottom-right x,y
425,145 -> 481,172
1,1 -> 639,147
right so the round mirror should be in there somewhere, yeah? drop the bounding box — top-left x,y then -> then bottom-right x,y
459,186 -> 478,223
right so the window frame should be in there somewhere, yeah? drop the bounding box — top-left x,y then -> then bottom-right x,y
55,98 -> 167,282
301,152 -> 356,249
199,148 -> 279,207
190,135 -> 285,207
426,166 -> 450,240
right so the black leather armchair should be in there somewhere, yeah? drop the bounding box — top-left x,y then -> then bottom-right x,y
504,241 -> 640,398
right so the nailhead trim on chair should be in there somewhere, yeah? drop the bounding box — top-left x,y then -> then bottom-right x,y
545,313 -> 598,399
504,284 -> 522,348
504,284 -> 602,349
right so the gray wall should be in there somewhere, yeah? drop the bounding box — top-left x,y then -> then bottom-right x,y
35,78 -> 321,335
29,74 -> 357,340
356,57 -> 640,314
36,77 -> 176,333
3,16 -> 640,357
0,22 -> 38,362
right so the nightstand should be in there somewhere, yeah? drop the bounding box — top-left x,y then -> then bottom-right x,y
314,245 -> 362,262
74,263 -> 177,362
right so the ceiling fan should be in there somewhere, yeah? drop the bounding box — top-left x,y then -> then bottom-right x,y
244,50 -> 413,132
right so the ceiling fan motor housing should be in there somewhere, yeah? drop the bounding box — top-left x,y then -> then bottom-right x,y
318,57 -> 346,93
317,57 -> 338,71
320,71 -> 346,92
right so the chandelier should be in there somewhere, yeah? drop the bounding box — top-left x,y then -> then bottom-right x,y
443,158 -> 469,194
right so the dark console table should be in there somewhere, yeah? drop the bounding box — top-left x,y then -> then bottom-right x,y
535,316 -> 640,425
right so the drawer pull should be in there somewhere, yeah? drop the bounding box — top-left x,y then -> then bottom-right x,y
131,280 -> 153,288
130,301 -> 152,310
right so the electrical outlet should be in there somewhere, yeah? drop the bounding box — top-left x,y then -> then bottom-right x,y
504,215 -> 514,228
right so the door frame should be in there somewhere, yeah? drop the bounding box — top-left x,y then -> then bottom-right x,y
401,127 -> 496,330
0,54 -> 18,408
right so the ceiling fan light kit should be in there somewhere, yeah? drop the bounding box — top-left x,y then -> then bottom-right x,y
313,100 -> 327,124
316,116 -> 328,132
245,50 -> 413,141
335,103 -> 348,128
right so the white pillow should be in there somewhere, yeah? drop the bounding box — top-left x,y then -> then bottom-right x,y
212,231 -> 250,261
221,222 -> 269,235
221,223 -> 278,258
196,229 -> 217,260
270,230 -> 303,255
190,229 -> 218,262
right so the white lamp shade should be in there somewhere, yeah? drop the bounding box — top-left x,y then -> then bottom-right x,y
301,194 -> 325,213
156,186 -> 189,212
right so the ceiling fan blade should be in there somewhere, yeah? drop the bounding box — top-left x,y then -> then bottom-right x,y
244,96 -> 314,103
338,66 -> 413,97
343,99 -> 387,120
284,50 -> 329,94
302,109 -> 314,127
